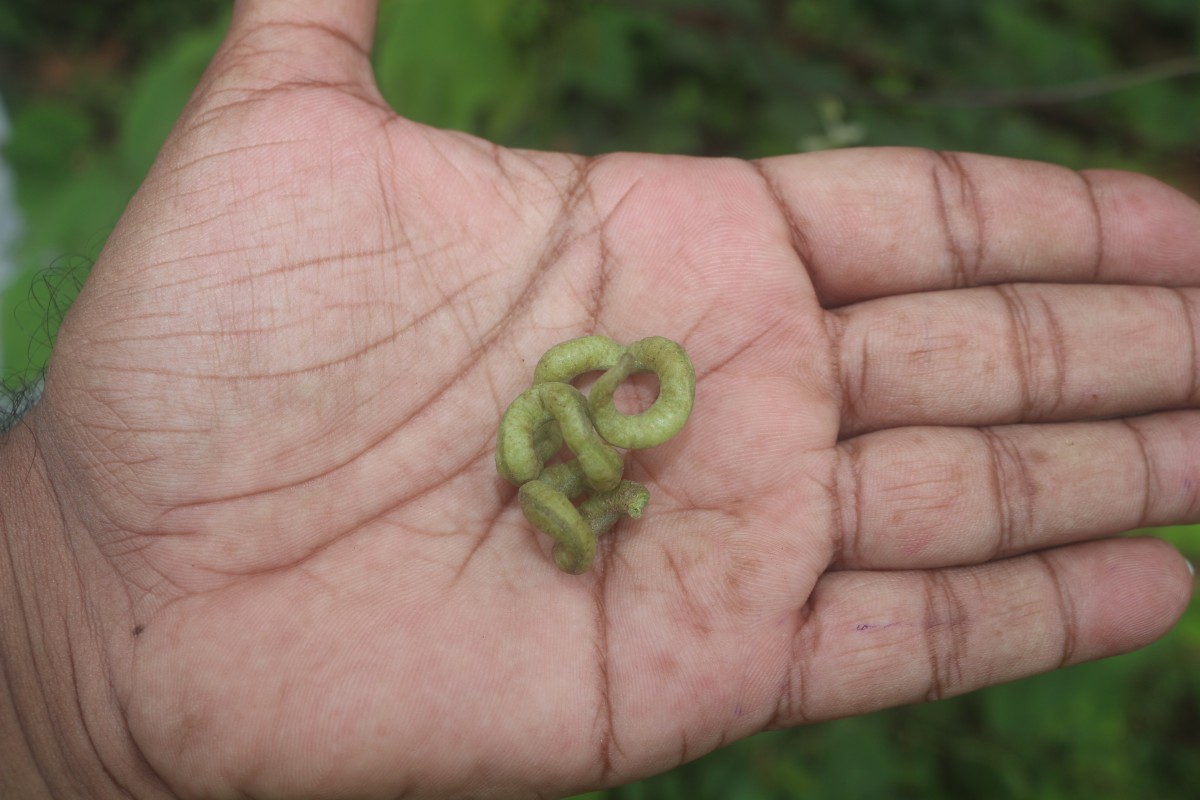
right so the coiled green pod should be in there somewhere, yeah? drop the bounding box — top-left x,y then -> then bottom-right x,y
588,336 -> 695,449
497,335 -> 694,573
495,382 -> 623,492
519,477 -> 650,574
533,335 -> 626,385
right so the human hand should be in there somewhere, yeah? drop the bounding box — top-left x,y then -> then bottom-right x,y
3,1 -> 1196,797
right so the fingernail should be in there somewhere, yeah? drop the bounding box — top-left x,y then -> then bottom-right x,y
1187,558 -> 1196,578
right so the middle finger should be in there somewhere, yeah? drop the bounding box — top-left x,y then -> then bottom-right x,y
830,410 -> 1199,570
830,283 -> 1197,437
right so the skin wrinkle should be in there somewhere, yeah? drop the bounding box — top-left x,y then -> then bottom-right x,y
979,428 -> 1025,561
586,222 -> 613,333
1034,552 -> 1079,669
213,44 -> 382,116
1000,286 -> 1032,414
482,147 -> 566,225
1077,171 -> 1107,282
1119,419 -> 1156,528
1036,291 -> 1070,417
496,180 -> 575,333
888,474 -> 959,528
0,501 -> 60,796
921,571 -> 970,702
244,20 -> 373,63
929,159 -> 964,288
664,551 -> 714,638
586,179 -> 645,333
671,317 -> 707,359
748,161 -> 818,284
9,451 -> 169,796
112,269 -> 495,383
693,337 -> 756,381
821,311 -> 856,432
134,238 -> 438,293
487,141 -> 519,203
425,136 -> 490,192
143,200 -> 265,242
855,325 -> 872,433
1,661 -> 56,796
591,567 -> 618,786
117,245 -> 259,287
992,286 -> 1073,419
186,80 -> 386,140
143,408 -> 396,517
437,264 -> 503,405
238,438 -> 492,582
792,602 -> 818,726
767,600 -> 818,729
171,173 -> 260,204
64,635 -> 144,799
830,440 -> 865,568
373,152 -> 405,271
1173,287 -> 1200,405
561,157 -> 600,219
156,139 -> 310,181
930,151 -> 986,288
151,430 -> 491,586
537,160 -> 597,213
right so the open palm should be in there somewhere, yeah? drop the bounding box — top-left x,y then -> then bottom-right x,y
23,3 -> 1197,798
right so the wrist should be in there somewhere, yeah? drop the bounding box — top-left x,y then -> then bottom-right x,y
0,415 -> 169,798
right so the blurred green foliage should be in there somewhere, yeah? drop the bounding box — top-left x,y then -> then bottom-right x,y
1,0 -> 1197,796
0,0 -> 229,389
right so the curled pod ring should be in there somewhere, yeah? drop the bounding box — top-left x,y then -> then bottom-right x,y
587,337 -> 695,449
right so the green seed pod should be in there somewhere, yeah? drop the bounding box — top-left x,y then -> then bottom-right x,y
518,479 -> 596,574
495,382 -> 623,491
498,335 -> 694,573
532,417 -> 563,464
587,336 -> 695,449
519,477 -> 651,574
533,335 -> 627,385
536,459 -> 588,499
580,479 -> 650,532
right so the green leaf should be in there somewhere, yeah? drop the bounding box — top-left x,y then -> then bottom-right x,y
119,17 -> 227,178
374,0 -> 534,136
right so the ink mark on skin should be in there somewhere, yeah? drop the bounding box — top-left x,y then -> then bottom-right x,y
496,335 -> 695,573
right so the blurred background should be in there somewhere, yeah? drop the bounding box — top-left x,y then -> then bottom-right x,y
1,0 -> 1197,796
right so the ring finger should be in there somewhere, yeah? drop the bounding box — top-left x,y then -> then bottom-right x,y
831,410 -> 1200,570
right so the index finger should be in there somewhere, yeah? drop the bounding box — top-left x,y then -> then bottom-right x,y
756,148 -> 1200,306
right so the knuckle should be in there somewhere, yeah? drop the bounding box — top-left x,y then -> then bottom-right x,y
979,428 -> 1037,559
994,284 -> 1070,419
920,572 -> 972,701
928,150 -> 987,288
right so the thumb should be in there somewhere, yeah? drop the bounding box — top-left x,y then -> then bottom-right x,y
225,0 -> 381,88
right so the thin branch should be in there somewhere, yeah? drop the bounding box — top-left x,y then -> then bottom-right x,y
903,56 -> 1200,108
